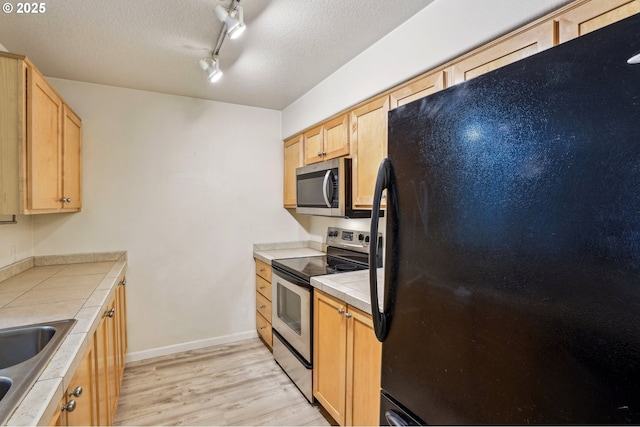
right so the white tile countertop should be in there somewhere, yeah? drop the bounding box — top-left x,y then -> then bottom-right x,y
253,240 -> 325,264
0,252 -> 127,426
311,268 -> 384,315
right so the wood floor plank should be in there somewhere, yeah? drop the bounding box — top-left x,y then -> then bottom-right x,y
114,338 -> 332,426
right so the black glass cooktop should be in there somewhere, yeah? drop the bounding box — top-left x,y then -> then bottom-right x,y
272,253 -> 368,283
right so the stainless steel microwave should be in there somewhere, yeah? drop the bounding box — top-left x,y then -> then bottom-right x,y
296,157 -> 372,218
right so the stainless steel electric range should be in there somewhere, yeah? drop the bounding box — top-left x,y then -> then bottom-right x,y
270,227 -> 382,402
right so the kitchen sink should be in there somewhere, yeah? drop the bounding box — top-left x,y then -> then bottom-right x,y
0,325 -> 57,369
0,319 -> 76,424
0,377 -> 11,401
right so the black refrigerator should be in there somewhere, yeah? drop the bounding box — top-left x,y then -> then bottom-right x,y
369,13 -> 640,425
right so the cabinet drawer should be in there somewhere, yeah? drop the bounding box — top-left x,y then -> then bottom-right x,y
256,291 -> 272,322
256,275 -> 272,300
256,311 -> 273,348
255,259 -> 272,282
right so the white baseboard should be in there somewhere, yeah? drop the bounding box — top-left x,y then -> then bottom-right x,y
125,330 -> 258,363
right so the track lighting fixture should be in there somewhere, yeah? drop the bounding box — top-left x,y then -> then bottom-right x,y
198,1 -> 245,84
199,57 -> 222,83
214,4 -> 246,40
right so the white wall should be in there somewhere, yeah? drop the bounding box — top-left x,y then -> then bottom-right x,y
0,216 -> 33,268
282,0 -> 572,137
30,79 -> 308,356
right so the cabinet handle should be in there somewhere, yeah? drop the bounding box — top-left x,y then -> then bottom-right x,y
120,279 -> 127,286
107,308 -> 116,318
68,386 -> 83,398
345,313 -> 352,319
338,308 -> 345,315
61,400 -> 76,412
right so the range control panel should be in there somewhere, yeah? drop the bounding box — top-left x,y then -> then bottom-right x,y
326,227 -> 381,253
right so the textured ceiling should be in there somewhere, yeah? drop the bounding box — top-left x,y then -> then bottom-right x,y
0,0 -> 435,110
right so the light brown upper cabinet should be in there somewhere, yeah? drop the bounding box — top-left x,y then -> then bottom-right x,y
390,70 -> 446,109
283,134 -> 303,208
449,20 -> 555,85
304,114 -> 350,165
556,0 -> 640,43
0,52 -> 82,215
61,105 -> 83,211
350,96 -> 389,209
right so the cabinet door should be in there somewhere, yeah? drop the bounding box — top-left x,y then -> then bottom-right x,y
48,395 -> 66,426
0,56 -> 25,215
94,313 -> 110,426
304,125 -> 325,165
450,20 -> 555,85
283,134 -> 303,208
61,105 -> 82,211
557,0 -> 640,43
346,307 -> 382,427
65,337 -> 96,426
390,71 -> 446,109
313,290 -> 348,426
106,297 -> 119,417
350,96 -> 389,209
27,66 -> 62,211
115,280 -> 127,383
323,114 -> 350,160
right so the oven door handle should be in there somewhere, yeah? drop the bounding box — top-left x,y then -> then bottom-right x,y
322,170 -> 333,207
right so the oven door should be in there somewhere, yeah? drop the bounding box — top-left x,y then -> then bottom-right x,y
271,270 -> 312,363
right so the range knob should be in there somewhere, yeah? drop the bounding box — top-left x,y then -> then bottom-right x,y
358,233 -> 365,242
364,235 -> 370,244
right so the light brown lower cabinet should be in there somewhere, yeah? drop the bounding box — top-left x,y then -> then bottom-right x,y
49,336 -> 96,426
49,276 -> 128,426
313,290 -> 382,426
255,259 -> 273,349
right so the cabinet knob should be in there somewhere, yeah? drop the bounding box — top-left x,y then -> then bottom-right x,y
345,313 -> 352,319
337,308 -> 345,315
120,279 -> 127,286
259,285 -> 265,290
68,386 -> 83,398
259,268 -> 265,272
317,152 -> 323,157
106,308 -> 116,318
259,304 -> 266,309
59,197 -> 72,203
259,326 -> 266,330
61,400 -> 76,412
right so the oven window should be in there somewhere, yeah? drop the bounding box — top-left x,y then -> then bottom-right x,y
277,283 -> 302,336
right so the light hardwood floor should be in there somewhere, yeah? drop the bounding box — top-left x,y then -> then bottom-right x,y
114,338 -> 332,426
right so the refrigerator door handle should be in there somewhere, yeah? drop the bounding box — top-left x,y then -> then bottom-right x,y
370,158 -> 398,342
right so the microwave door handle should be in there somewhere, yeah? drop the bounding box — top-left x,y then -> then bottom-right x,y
322,170 -> 333,207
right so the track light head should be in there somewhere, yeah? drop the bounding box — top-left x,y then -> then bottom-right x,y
198,57 -> 222,83
214,4 -> 246,40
